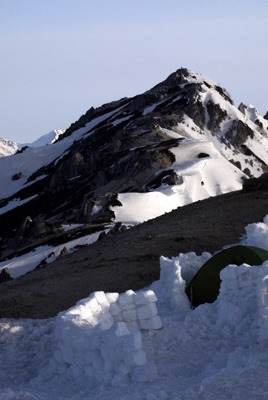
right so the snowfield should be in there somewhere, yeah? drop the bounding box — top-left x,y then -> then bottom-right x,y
1,216 -> 268,399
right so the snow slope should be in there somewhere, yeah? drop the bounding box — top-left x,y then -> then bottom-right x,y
112,138 -> 244,224
0,216 -> 268,399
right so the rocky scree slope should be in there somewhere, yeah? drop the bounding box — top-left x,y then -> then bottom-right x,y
0,68 -> 268,264
0,177 -> 268,318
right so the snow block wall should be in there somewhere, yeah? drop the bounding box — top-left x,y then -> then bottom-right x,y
218,261 -> 268,341
243,215 -> 268,250
151,252 -> 211,311
54,289 -> 161,386
257,263 -> 268,342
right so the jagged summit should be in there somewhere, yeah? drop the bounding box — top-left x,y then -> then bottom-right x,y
0,68 -> 267,259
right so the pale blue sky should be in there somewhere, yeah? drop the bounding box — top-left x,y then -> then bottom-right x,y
1,0 -> 268,143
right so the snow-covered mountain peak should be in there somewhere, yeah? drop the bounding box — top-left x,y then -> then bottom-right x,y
0,137 -> 19,157
28,129 -> 65,148
0,67 -> 267,257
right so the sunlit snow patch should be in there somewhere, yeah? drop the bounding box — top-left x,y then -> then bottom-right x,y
111,139 -> 244,224
0,230 -> 106,278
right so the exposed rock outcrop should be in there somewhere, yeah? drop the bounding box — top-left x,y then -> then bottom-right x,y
225,120 -> 254,148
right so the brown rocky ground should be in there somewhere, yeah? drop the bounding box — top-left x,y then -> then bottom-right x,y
0,185 -> 267,319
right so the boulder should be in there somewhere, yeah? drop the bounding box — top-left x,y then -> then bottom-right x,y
0,267 -> 12,284
31,216 -> 51,238
243,173 -> 268,192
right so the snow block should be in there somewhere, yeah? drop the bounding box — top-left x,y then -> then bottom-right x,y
94,291 -> 108,305
54,349 -> 64,365
87,297 -> 102,316
88,332 -> 101,350
94,291 -> 110,312
261,293 -> 268,307
111,373 -> 130,387
86,351 -> 103,370
258,319 -> 268,342
118,290 -> 135,306
106,292 -> 119,304
117,362 -> 131,376
261,307 -> 268,318
132,362 -> 158,383
114,312 -> 123,322
262,276 -> 268,289
110,303 -> 122,316
123,332 -> 142,353
62,346 -> 75,365
134,290 -> 157,305
238,266 -> 252,288
124,350 -> 147,367
137,303 -> 157,320
125,320 -> 140,332
221,279 -> 238,291
101,338 -> 124,366
101,322 -> 129,343
84,365 -> 94,378
121,302 -> 136,311
122,308 -> 137,321
139,315 -> 162,330
220,264 -> 238,281
98,313 -> 114,331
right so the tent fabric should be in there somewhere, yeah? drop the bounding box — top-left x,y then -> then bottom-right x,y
185,245 -> 268,307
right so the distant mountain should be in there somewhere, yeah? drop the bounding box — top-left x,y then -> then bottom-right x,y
0,137 -> 19,157
0,129 -> 65,158
27,129 -> 65,148
0,68 -> 267,261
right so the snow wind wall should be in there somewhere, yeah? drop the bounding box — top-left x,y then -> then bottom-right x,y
53,289 -> 162,386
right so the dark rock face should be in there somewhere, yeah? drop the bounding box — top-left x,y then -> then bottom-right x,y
225,120 -> 254,148
207,102 -> 227,134
264,111 -> 268,120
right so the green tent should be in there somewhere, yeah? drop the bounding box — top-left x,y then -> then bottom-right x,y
185,245 -> 268,307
